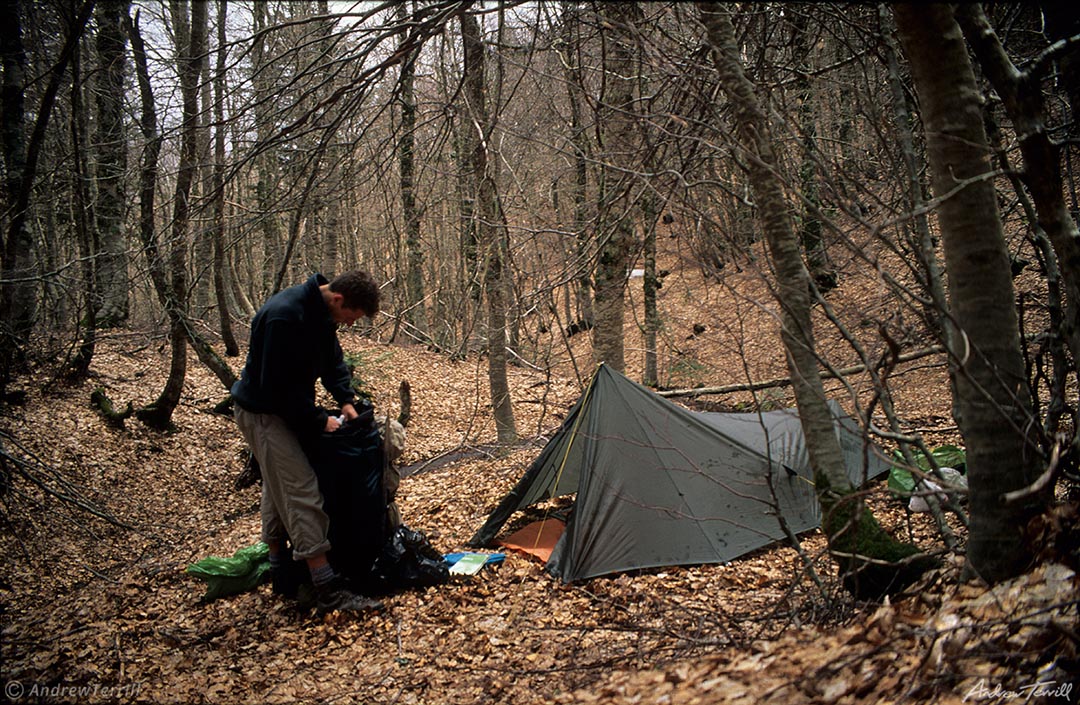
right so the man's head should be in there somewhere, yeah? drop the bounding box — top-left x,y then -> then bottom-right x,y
325,270 -> 380,325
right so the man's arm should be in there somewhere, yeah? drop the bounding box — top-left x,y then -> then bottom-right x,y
320,336 -> 356,413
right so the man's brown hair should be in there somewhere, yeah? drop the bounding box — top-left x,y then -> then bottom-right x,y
329,270 -> 380,316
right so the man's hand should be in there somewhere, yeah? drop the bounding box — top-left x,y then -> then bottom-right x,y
324,403 -> 357,432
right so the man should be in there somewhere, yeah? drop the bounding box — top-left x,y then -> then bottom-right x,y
232,270 -> 383,616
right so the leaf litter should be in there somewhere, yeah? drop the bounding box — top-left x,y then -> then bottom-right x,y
0,245 -> 1076,704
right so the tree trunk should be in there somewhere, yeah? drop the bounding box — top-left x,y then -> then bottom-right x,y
635,27 -> 662,388
879,6 -> 955,353
559,1 -> 594,338
126,10 -> 166,300
399,2 -> 428,340
67,26 -> 95,381
457,129 -> 481,310
894,4 -> 1043,584
790,10 -> 836,292
0,0 -> 94,392
212,0 -> 238,357
192,28 -> 214,318
93,0 -> 131,328
252,1 -> 284,299
0,2 -> 31,373
138,0 -> 207,430
956,3 -> 1080,454
315,0 -> 340,278
592,1 -> 640,373
642,192 -> 660,387
700,3 -> 929,598
461,9 -> 516,443
0,2 -> 26,218
985,105 -> 1071,442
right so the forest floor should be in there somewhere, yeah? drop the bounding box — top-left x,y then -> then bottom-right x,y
1,232 -> 1078,704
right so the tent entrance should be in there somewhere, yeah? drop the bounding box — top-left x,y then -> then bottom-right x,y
497,517 -> 567,563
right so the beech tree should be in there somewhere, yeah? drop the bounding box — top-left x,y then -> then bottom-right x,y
698,2 -> 933,597
956,4 -> 1080,451
557,1 -> 594,341
460,6 -> 517,443
591,1 -> 642,373
93,0 -> 131,328
0,1 -> 94,394
397,2 -> 429,341
211,0 -> 238,357
135,0 -> 208,430
894,4 -> 1044,584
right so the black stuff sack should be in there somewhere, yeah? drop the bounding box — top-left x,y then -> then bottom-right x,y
371,524 -> 450,591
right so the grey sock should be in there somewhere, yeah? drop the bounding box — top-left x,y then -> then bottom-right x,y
310,562 -> 336,587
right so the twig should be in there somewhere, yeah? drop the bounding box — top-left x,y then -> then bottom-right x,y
1002,434 -> 1064,504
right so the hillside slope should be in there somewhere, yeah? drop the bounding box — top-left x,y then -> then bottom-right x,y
0,238 -> 1074,703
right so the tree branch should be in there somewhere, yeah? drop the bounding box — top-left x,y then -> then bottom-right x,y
657,346 -> 945,398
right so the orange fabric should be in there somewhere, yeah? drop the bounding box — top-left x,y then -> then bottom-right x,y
497,518 -> 566,563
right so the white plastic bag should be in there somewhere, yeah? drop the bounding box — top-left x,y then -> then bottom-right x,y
909,467 -> 967,513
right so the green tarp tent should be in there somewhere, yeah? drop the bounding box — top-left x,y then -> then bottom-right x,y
469,364 -> 889,581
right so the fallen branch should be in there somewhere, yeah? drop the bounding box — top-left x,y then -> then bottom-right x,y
91,388 -> 133,429
0,428 -> 132,530
657,345 -> 946,398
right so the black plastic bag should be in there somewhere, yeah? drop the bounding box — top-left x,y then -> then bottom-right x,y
371,524 -> 449,591
301,406 -> 388,585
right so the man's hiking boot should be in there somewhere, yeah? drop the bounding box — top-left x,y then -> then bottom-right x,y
314,578 -> 384,617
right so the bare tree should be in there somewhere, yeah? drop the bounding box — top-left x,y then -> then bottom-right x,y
0,3 -> 32,382
66,23 -> 96,381
558,1 -> 594,339
592,1 -> 642,373
398,2 -> 429,341
93,0 -> 131,328
460,6 -> 516,443
878,6 -> 955,356
250,1 -> 286,298
137,0 -> 207,430
212,0 -> 238,357
0,0 -> 94,394
894,4 -> 1043,584
635,9 -> 663,388
699,3 -> 931,597
956,3 -> 1080,451
789,8 -> 835,292
126,10 -> 165,306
